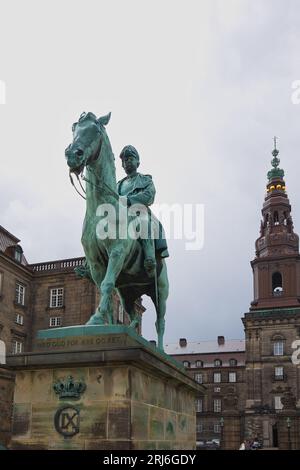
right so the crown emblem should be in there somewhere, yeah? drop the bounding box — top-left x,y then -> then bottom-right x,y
53,375 -> 86,399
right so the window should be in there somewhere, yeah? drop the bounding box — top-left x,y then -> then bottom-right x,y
214,424 -> 221,433
194,373 -> 203,384
12,340 -> 23,354
214,372 -> 221,383
15,313 -> 24,325
213,399 -> 222,413
118,304 -> 124,323
0,272 -> 3,295
272,272 -> 283,295
214,359 -> 222,367
49,317 -> 62,327
229,372 -> 237,383
196,423 -> 203,433
273,341 -> 284,356
274,396 -> 283,410
14,246 -> 22,263
229,358 -> 237,366
195,398 -> 203,412
214,387 -> 221,393
50,288 -> 64,308
15,283 -> 25,305
196,360 -> 203,368
275,366 -> 284,380
183,361 -> 190,368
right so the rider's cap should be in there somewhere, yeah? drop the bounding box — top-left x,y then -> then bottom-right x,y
119,145 -> 140,162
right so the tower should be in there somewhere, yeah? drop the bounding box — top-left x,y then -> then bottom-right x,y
243,139 -> 300,449
251,137 -> 300,310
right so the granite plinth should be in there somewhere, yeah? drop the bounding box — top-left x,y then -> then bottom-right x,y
7,326 -> 203,450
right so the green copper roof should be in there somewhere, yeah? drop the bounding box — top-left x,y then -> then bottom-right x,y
267,141 -> 285,182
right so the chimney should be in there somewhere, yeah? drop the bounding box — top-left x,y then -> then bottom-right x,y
179,338 -> 187,348
218,335 -> 225,346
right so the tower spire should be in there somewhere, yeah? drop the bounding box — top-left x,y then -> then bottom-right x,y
267,137 -> 285,189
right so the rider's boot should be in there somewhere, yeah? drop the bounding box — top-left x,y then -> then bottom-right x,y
141,238 -> 156,278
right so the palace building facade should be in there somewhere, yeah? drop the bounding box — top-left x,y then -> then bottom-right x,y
1,143 -> 300,449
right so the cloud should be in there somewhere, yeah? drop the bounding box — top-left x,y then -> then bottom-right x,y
1,0 -> 300,343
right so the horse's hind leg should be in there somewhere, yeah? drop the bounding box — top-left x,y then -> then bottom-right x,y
119,293 -> 140,329
152,261 -> 169,351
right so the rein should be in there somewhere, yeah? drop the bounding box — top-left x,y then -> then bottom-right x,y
69,135 -> 119,201
69,171 -> 86,200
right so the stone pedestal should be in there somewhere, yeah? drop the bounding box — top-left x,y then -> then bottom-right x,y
0,367 -> 15,447
7,326 -> 202,450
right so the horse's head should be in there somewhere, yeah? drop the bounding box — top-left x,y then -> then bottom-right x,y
65,111 -> 111,174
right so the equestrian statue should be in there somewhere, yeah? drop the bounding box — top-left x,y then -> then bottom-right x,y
65,112 -> 169,350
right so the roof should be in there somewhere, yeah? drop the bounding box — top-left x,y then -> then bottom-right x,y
164,339 -> 245,355
0,225 -> 20,250
0,225 -> 27,266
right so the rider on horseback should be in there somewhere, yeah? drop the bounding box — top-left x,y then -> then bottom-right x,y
117,145 -> 169,278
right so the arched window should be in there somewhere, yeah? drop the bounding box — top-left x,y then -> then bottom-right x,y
196,360 -> 203,368
274,211 -> 279,225
229,358 -> 237,367
272,272 -> 283,295
265,213 -> 269,226
272,334 -> 285,356
183,361 -> 190,368
214,359 -> 222,367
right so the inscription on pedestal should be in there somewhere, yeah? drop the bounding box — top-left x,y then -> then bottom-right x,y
36,335 -> 127,351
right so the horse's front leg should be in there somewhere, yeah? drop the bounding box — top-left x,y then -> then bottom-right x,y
85,261 -> 106,325
99,247 -> 125,324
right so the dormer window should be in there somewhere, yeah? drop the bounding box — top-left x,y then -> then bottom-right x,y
14,246 -> 22,263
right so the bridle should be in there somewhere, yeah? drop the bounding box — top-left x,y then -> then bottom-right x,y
68,131 -> 119,201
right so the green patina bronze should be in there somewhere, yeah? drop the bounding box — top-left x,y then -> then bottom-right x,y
65,112 -> 169,350
267,143 -> 285,182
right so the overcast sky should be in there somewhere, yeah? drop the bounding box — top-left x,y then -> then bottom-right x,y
1,0 -> 300,345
